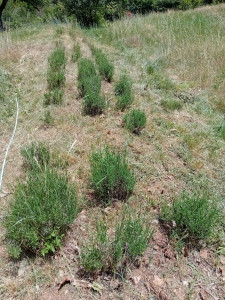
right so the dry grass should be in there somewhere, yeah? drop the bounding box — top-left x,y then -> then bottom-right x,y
0,5 -> 225,300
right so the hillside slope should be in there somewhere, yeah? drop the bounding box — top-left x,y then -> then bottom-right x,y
0,4 -> 225,300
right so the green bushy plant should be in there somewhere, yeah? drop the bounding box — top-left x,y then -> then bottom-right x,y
81,208 -> 152,274
160,98 -> 183,111
215,122 -> 225,141
5,169 -> 78,257
92,48 -> 114,82
47,69 -> 66,89
90,146 -> 135,203
45,45 -> 66,106
43,109 -> 54,125
21,142 -> 51,172
78,75 -> 101,98
115,75 -> 133,110
44,88 -> 64,105
160,192 -> 220,244
78,58 -> 97,80
71,44 -> 81,62
82,90 -> 106,116
123,109 -> 146,134
77,58 -> 102,97
48,46 -> 66,71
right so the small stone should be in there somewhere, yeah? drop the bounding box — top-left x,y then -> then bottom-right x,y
153,275 -> 164,287
200,249 -> 208,260
131,275 -> 141,285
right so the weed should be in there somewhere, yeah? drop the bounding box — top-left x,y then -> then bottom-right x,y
90,146 -> 135,203
123,109 -> 146,134
92,48 -> 114,82
82,90 -> 106,116
160,192 -> 220,245
5,168 -> 78,258
71,44 -> 81,62
161,99 -> 183,111
21,142 -> 51,172
115,75 -> 133,110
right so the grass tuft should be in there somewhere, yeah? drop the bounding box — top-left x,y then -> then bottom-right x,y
81,208 -> 152,274
90,146 -> 135,203
5,169 -> 78,258
115,75 -> 133,110
123,109 -> 146,134
71,44 -> 81,62
160,192 -> 220,245
92,47 -> 114,82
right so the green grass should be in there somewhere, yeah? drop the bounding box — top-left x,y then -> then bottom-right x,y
81,208 -> 152,274
90,146 -> 135,203
160,98 -> 183,111
21,142 -> 51,172
160,192 -> 220,245
123,109 -> 147,134
92,47 -> 114,82
82,90 -> 106,116
115,75 -> 133,110
71,44 -> 81,62
5,168 -> 78,258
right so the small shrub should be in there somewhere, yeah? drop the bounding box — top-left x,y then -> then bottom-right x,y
43,110 -> 54,125
90,146 -> 135,203
78,58 -> 97,81
123,109 -> 146,134
146,61 -> 156,75
160,192 -> 220,244
48,46 -> 66,72
5,169 -> 78,257
93,48 -> 114,82
44,88 -> 64,105
115,75 -> 133,110
71,44 -> 81,62
160,99 -> 183,111
78,75 -> 101,98
82,90 -> 106,116
21,142 -> 51,172
81,208 -> 152,274
47,69 -> 66,89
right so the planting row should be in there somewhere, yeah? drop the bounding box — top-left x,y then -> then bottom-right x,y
4,142 -> 223,276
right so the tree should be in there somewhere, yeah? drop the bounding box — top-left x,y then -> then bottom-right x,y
0,0 -> 44,31
0,0 -> 8,30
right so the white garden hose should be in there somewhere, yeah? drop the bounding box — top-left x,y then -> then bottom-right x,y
0,96 -> 19,193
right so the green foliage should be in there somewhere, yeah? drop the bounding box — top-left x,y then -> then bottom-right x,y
160,192 -> 220,244
81,208 -> 152,274
71,44 -> 81,62
45,45 -> 66,105
5,168 -> 78,257
78,58 -> 97,80
82,90 -> 106,116
215,122 -> 225,141
78,75 -> 101,98
43,109 -> 54,125
90,146 -> 135,203
44,88 -> 64,105
115,75 -> 133,111
123,109 -> 147,134
161,98 -> 183,111
21,142 -> 51,172
92,47 -> 114,82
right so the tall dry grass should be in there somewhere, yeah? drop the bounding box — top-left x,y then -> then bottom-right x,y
87,5 -> 225,103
